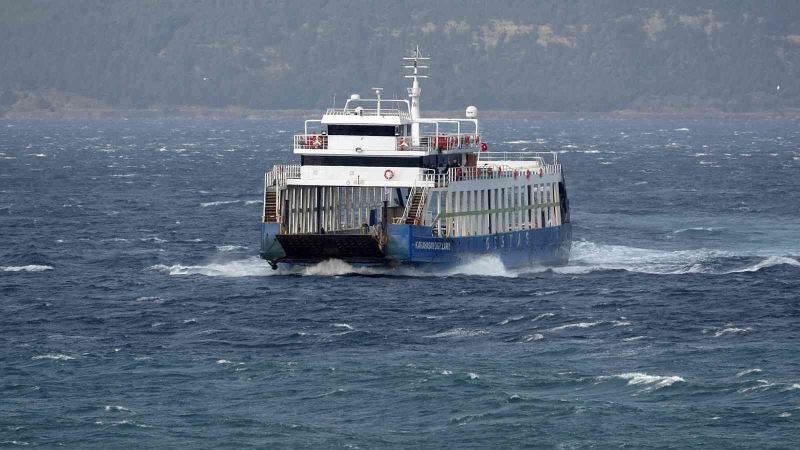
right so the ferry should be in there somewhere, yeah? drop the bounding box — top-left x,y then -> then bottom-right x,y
260,47 -> 571,270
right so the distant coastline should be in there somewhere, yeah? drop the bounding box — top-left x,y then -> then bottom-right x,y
3,105 -> 799,121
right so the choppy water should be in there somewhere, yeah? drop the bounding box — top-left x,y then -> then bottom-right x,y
1,117 -> 799,448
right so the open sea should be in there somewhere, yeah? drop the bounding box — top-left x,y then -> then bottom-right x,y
1,116 -> 799,448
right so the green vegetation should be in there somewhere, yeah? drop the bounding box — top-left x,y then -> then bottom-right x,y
1,0 -> 798,113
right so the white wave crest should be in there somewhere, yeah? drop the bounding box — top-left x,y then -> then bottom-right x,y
531,313 -> 555,322
302,259 -> 366,276
151,257 -> 275,277
736,368 -> 762,377
333,323 -> 353,330
549,321 -> 602,331
104,405 -> 131,412
673,226 -> 724,234
441,255 -> 517,278
32,353 -> 74,361
425,328 -> 488,339
560,241 -> 800,275
599,372 -> 685,390
2,265 -> 53,272
725,256 -> 800,274
523,333 -> 544,342
551,241 -> 728,275
216,245 -> 248,252
499,315 -> 525,325
200,200 -> 240,208
301,255 -> 517,278
714,326 -> 752,337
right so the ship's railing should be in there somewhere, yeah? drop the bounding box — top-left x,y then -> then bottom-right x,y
266,164 -> 301,188
478,151 -> 558,166
396,133 -> 481,152
294,134 -> 328,150
325,108 -> 412,120
446,162 -> 561,183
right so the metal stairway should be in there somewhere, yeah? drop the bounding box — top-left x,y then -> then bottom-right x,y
263,189 -> 278,222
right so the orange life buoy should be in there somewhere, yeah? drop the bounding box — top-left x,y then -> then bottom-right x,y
384,169 -> 395,180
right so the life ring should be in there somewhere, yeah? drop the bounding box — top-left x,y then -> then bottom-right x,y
538,168 -> 544,177
480,142 -> 488,152
384,169 -> 395,180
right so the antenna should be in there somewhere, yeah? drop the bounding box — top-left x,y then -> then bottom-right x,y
372,87 -> 383,115
403,45 -> 429,145
402,45 -> 430,79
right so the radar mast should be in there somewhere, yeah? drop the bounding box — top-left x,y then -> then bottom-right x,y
403,45 -> 429,145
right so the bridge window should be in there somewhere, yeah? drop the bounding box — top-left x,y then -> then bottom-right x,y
327,125 -> 398,136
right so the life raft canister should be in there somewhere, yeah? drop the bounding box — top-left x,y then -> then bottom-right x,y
384,169 -> 395,180
480,142 -> 488,152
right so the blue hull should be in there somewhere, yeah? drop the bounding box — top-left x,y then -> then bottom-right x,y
385,223 -> 571,268
260,223 -> 571,269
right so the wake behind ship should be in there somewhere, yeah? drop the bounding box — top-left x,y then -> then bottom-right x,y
260,47 -> 571,270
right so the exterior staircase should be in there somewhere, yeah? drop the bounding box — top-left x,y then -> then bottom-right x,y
405,190 -> 424,225
263,189 -> 278,222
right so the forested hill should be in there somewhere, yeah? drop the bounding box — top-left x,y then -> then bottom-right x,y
1,0 -> 800,114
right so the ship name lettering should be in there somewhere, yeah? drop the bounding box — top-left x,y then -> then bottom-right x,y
414,241 -> 451,251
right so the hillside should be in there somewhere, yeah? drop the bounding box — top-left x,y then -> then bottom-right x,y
1,0 -> 799,115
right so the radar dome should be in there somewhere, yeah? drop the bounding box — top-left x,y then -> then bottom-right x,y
466,106 -> 478,118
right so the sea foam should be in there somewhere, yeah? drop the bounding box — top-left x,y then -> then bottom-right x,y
599,372 -> 685,390
2,265 -> 53,272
